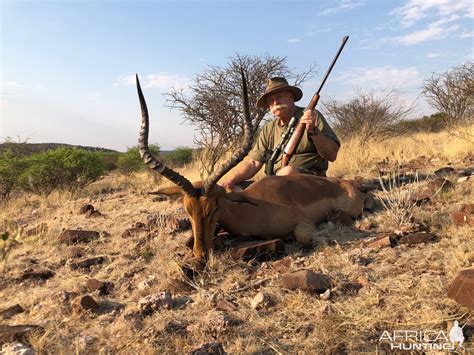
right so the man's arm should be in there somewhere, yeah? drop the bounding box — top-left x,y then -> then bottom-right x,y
309,132 -> 339,162
220,158 -> 263,189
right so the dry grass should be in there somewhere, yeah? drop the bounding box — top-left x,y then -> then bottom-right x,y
1,125 -> 473,353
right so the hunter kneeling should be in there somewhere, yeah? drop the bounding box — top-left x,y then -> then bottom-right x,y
221,77 -> 340,191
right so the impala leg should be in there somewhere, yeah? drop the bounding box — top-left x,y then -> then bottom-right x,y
294,222 -> 318,245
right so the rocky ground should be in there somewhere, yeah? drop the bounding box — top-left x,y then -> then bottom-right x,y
0,156 -> 473,353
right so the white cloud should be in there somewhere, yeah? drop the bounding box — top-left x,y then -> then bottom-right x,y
336,65 -> 422,89
392,22 -> 459,45
427,52 -> 441,58
288,38 -> 301,43
318,0 -> 365,16
392,0 -> 473,27
115,72 -> 191,91
459,30 -> 474,39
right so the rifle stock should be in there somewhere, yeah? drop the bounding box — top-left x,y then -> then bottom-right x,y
279,36 -> 349,170
281,93 -> 320,167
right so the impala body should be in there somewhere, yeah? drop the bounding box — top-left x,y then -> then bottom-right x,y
136,71 -> 369,259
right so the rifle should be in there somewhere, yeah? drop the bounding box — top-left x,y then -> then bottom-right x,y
265,35 -> 349,175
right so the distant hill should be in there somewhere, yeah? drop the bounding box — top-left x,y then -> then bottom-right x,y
0,142 -> 118,156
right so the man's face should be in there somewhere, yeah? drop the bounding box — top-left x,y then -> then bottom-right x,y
266,90 -> 295,120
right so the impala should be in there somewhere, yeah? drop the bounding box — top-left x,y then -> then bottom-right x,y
136,71 -> 370,259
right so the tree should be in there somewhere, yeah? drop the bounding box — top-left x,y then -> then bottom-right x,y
19,148 -> 106,196
0,150 -> 25,201
164,146 -> 193,167
166,54 -> 316,177
324,89 -> 414,142
422,62 -> 474,124
117,144 -> 160,173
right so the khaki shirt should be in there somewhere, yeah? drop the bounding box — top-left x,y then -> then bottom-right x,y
248,106 -> 340,175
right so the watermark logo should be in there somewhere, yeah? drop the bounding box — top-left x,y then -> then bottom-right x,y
379,321 -> 466,351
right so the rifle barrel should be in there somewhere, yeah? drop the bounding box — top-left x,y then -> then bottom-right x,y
316,35 -> 349,95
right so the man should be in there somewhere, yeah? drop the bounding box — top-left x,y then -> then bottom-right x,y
221,77 -> 340,191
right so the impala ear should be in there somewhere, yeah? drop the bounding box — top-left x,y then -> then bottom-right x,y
148,186 -> 184,201
148,181 -> 204,201
225,192 -> 258,205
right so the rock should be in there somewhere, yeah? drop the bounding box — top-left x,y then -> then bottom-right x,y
133,221 -> 147,229
85,279 -> 114,295
138,292 -> 173,316
366,234 -> 397,249
447,268 -> 474,310
1,342 -> 35,355
357,275 -> 370,287
434,167 -> 455,177
281,270 -> 332,294
20,269 -> 54,281
85,209 -> 103,218
230,239 -> 285,260
327,210 -> 353,226
147,213 -> 191,234
59,230 -> 100,244
188,342 -> 226,355
399,232 -> 437,245
160,320 -> 188,334
69,256 -> 107,270
427,177 -> 453,192
121,227 -> 150,238
0,325 -> 44,344
65,246 -> 86,259
165,279 -> 194,293
216,299 -> 238,312
250,292 -> 273,310
271,256 -> 292,272
71,295 -> 100,314
451,210 -> 474,226
24,223 -> 48,237
0,304 -> 24,320
394,221 -> 429,235
79,204 -> 95,214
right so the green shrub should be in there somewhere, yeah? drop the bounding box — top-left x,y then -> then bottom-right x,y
0,150 -> 26,201
19,147 -> 106,195
117,144 -> 160,173
97,151 -> 121,171
164,146 -> 193,166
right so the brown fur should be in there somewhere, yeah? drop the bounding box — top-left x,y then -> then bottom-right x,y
155,175 -> 369,258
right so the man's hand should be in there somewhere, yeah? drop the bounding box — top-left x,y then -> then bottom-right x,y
300,109 -> 318,133
219,177 -> 235,190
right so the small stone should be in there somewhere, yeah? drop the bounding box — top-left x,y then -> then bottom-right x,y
399,232 -> 436,245
20,268 -> 54,281
79,204 -> 95,214
281,270 -> 332,294
85,209 -> 103,218
188,342 -> 226,355
447,268 -> 474,310
250,292 -> 273,310
85,279 -> 114,295
366,234 -> 397,249
320,289 -> 331,300
121,228 -> 149,238
59,230 -> 100,244
357,275 -> 370,287
451,212 -> 474,226
457,176 -> 470,183
0,304 -> 24,320
216,299 -> 238,312
1,342 -> 35,355
71,295 -> 100,314
69,256 -> 107,270
138,292 -> 173,316
434,167 -> 455,177
230,239 -> 285,260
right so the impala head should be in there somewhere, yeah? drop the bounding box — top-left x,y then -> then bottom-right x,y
136,69 -> 253,259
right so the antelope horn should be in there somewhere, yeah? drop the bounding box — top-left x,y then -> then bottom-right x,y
203,68 -> 254,194
136,74 -> 197,197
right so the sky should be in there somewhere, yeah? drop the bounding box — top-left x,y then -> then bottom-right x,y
1,0 -> 473,151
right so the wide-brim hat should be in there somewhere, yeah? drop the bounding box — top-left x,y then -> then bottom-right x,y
256,77 -> 303,109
